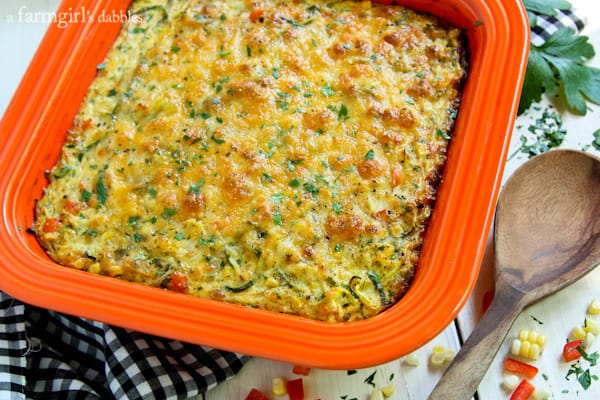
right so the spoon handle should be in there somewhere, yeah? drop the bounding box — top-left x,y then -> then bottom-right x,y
428,285 -> 525,400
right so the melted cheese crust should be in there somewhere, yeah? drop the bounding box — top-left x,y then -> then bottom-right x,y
35,0 -> 466,322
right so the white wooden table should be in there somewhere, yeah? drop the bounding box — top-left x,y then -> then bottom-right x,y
2,1 -> 600,399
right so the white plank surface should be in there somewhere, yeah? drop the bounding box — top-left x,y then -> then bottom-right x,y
2,1 -> 600,399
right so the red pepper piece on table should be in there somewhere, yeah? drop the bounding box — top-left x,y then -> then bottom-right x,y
287,378 -> 305,400
503,357 -> 539,379
563,339 -> 585,362
510,379 -> 535,400
292,365 -> 311,376
245,388 -> 270,400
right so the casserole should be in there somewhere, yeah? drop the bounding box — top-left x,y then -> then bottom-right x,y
0,0 -> 529,368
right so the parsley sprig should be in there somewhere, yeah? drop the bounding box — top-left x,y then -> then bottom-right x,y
519,0 -> 600,115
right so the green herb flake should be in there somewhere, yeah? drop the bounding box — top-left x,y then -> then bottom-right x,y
271,193 -> 284,204
436,128 -> 451,140
592,128 -> 600,151
338,104 -> 349,121
96,172 -> 108,204
81,189 -> 92,203
246,44 -> 252,57
171,45 -> 181,53
273,213 -> 283,225
303,182 -> 319,196
364,371 -> 377,387
332,203 -> 342,213
289,178 -> 301,188
365,149 -> 375,160
272,67 -> 280,79
189,178 -> 206,194
107,89 -> 118,97
321,83 -> 335,97
211,135 -> 226,144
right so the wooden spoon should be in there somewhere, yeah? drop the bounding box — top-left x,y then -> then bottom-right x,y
428,149 -> 600,400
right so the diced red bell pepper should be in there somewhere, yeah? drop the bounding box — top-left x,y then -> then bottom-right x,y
509,379 -> 535,400
286,378 -> 304,400
245,388 -> 270,400
170,272 -> 189,293
563,339 -> 585,362
249,9 -> 264,23
292,365 -> 311,376
503,357 -> 539,379
42,218 -> 60,233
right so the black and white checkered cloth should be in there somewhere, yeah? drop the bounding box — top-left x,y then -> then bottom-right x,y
0,7 -> 588,400
0,291 -> 249,399
530,8 -> 586,46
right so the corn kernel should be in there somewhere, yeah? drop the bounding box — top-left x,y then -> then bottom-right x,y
431,352 -> 446,366
501,374 -> 520,391
528,331 -> 538,343
588,299 -> 600,315
519,341 -> 531,358
518,330 -> 529,341
444,348 -> 456,362
535,333 -> 547,348
570,325 -> 587,341
404,352 -> 420,367
272,377 -> 287,396
430,346 -> 455,366
584,318 -> 600,335
587,332 -> 596,347
370,389 -> 384,400
533,387 -> 551,400
511,339 -> 521,357
381,385 -> 395,397
528,343 -> 541,360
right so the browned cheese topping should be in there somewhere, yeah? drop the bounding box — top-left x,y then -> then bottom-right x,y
35,0 -> 467,322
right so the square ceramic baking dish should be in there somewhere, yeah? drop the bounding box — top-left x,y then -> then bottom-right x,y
0,0 -> 529,369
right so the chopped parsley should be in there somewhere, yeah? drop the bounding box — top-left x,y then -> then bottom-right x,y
96,171 -> 108,204
365,149 -> 375,160
510,107 -> 566,159
321,83 -> 335,97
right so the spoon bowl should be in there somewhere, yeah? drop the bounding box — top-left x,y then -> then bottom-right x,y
429,149 -> 600,399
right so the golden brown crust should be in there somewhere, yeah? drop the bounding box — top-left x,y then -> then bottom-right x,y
34,0 -> 466,322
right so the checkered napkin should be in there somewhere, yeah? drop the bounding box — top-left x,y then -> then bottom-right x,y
530,7 -> 586,46
0,7 -> 588,400
0,291 -> 249,400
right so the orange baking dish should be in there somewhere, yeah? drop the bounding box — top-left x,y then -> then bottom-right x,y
0,0 -> 529,368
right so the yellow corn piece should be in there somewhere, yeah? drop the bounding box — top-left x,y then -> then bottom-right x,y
370,389 -> 384,400
511,339 -> 521,357
584,318 -> 600,335
586,332 -> 596,347
430,345 -> 455,366
272,377 -> 287,396
570,325 -> 587,341
501,374 -> 520,391
404,352 -> 420,367
588,299 -> 600,315
381,386 -> 395,398
533,387 -> 551,400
